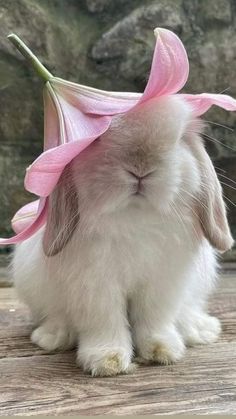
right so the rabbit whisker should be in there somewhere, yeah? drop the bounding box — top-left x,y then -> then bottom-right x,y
203,119 -> 234,132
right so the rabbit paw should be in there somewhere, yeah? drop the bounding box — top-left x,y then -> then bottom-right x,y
91,354 -> 136,377
136,329 -> 185,365
31,321 -> 76,351
178,312 -> 221,346
77,349 -> 135,377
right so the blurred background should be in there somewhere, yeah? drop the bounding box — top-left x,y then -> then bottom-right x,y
0,0 -> 236,261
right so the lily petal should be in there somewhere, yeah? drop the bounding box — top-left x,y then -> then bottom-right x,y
52,78 -> 140,115
0,198 -> 47,245
56,93 -> 112,142
181,93 -> 236,116
45,82 -> 113,145
43,85 -> 61,150
140,28 -> 189,103
25,84 -> 113,197
25,138 -> 102,196
11,199 -> 41,233
52,27 -> 189,113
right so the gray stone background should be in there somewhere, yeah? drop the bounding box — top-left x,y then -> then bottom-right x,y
0,0 -> 236,258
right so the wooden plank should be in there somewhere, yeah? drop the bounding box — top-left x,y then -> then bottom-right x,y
0,344 -> 236,415
0,276 -> 235,415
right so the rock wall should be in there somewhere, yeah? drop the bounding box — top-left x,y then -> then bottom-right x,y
0,0 -> 236,249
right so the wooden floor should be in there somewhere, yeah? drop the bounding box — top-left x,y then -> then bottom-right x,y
0,269 -> 236,415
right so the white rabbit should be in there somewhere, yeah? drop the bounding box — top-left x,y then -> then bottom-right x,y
13,96 -> 233,376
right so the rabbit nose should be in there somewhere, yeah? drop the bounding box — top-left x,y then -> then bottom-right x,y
128,172 -> 142,191
127,171 -> 140,180
127,170 -> 154,180
127,170 -> 155,195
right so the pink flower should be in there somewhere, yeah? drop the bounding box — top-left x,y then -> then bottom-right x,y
1,28 -> 236,245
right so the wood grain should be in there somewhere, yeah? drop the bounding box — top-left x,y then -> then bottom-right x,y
0,274 -> 235,415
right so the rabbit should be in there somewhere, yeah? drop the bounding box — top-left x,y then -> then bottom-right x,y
12,95 -> 233,376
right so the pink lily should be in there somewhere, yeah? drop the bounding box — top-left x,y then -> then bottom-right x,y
1,27 -> 236,245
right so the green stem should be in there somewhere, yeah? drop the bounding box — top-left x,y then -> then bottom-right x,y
8,33 -> 53,82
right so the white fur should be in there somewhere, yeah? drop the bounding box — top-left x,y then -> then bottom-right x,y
13,97 -> 225,376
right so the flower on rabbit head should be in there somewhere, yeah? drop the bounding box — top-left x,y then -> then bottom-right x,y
1,27 -> 236,246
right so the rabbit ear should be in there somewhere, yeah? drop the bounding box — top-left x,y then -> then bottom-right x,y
188,137 -> 233,252
43,164 -> 79,257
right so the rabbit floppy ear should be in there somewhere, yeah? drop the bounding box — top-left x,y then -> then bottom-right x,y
43,164 -> 79,257
189,137 -> 233,252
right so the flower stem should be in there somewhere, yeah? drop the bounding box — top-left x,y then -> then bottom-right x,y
8,33 -> 53,82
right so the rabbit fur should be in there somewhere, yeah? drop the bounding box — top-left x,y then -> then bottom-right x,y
13,96 -> 233,376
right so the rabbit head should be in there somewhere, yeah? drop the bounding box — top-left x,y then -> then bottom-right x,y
43,96 -> 233,256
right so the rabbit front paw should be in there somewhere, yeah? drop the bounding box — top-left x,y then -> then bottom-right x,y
77,348 -> 135,377
136,328 -> 185,365
178,312 -> 221,346
31,320 -> 76,351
